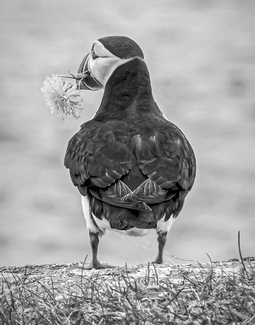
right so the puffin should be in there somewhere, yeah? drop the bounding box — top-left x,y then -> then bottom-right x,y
64,36 -> 196,269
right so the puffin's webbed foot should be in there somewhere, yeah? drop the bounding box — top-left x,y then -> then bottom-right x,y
77,261 -> 116,270
79,231 -> 117,269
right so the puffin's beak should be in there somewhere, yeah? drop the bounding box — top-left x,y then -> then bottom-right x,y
77,53 -> 103,91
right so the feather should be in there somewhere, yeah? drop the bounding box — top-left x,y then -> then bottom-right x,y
64,61 -> 196,233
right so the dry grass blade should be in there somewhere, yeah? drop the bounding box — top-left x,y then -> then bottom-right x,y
0,258 -> 254,324
238,231 -> 253,281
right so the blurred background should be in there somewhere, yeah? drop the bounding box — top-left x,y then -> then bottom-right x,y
0,0 -> 254,267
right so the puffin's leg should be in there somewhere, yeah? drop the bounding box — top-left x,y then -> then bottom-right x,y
80,231 -> 116,269
154,231 -> 167,264
88,231 -> 102,269
80,196 -> 108,269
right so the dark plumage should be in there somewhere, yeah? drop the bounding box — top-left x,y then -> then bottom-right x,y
64,36 -> 196,269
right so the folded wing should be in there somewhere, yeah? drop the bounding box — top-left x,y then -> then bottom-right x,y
64,120 -> 196,215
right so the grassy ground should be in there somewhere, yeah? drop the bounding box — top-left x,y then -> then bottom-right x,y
0,0 -> 255,267
1,259 -> 255,324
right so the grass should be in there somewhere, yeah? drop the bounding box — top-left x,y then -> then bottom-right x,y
0,258 -> 255,325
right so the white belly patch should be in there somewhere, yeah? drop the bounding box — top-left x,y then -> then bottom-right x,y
156,214 -> 175,234
81,196 -> 175,237
95,216 -> 151,237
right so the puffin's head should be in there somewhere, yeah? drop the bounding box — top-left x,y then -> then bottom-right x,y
77,36 -> 144,91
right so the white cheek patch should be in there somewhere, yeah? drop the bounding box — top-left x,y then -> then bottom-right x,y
89,40 -> 144,87
93,40 -> 114,57
89,56 -> 123,87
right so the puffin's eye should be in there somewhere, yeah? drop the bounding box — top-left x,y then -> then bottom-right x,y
91,47 -> 99,60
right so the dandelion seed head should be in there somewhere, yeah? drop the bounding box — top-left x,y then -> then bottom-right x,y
41,74 -> 83,120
